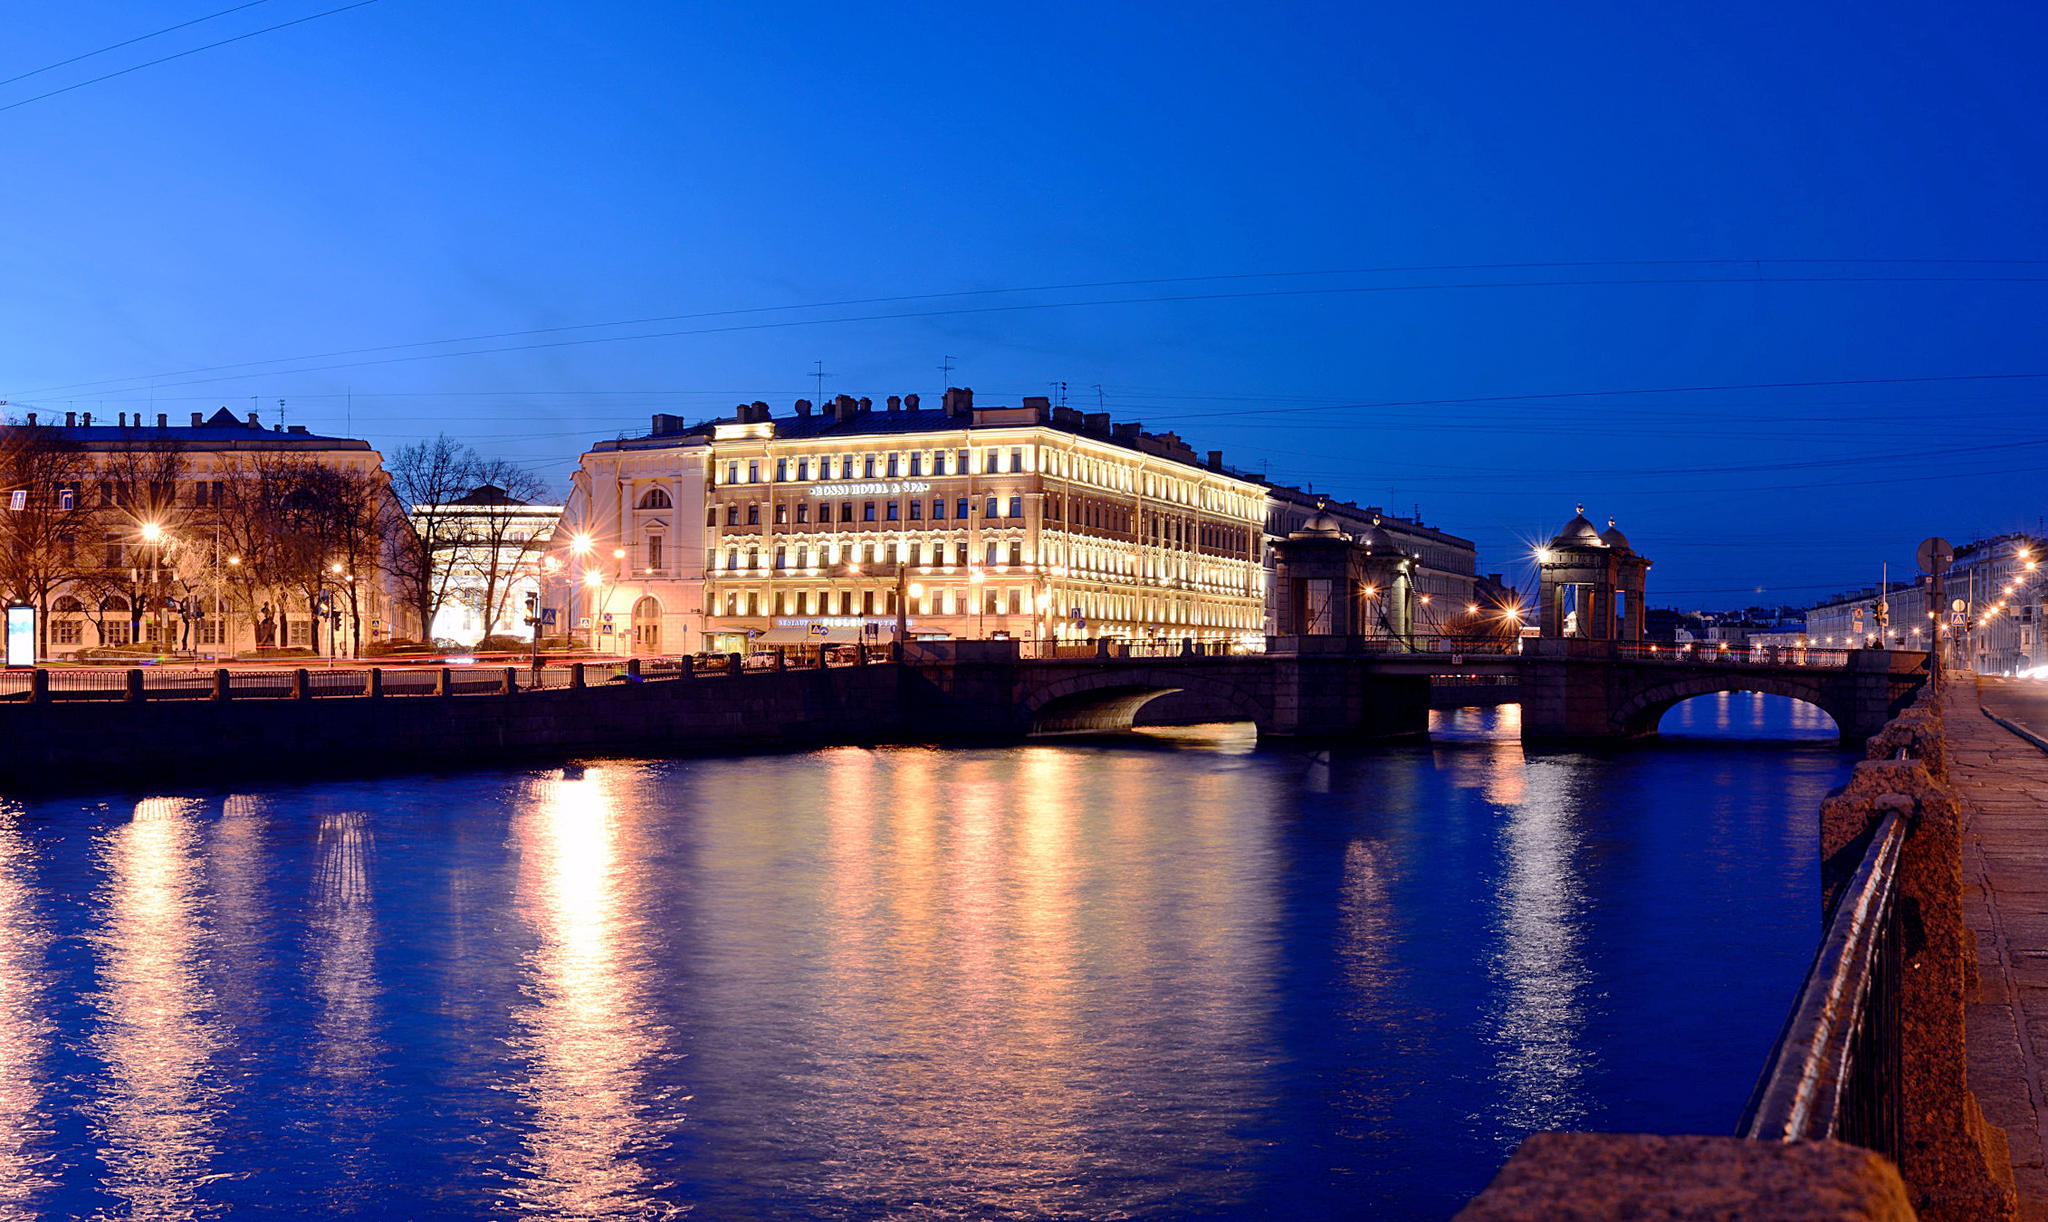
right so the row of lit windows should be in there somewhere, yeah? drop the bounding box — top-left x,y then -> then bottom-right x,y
717,538 -> 1030,571
706,584 -> 1260,629
720,446 -> 1029,486
715,495 -> 1027,527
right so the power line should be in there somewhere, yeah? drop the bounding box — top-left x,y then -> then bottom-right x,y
21,273 -> 2048,396
0,0 -> 279,88
19,258 -> 2048,397
0,0 -> 380,116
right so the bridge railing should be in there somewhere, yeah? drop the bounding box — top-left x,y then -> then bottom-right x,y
1617,642 -> 1853,668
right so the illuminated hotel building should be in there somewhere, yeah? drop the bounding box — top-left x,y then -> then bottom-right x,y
557,389 -> 1270,652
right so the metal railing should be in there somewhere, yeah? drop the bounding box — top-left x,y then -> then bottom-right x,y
1740,755 -> 1911,1163
1618,643 -> 1854,668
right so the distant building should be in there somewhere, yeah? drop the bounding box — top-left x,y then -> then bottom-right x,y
410,484 -> 562,644
1,407 -> 412,659
1804,533 -> 2042,672
1258,485 -> 1477,635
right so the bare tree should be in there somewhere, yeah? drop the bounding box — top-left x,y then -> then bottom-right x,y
388,435 -> 475,642
83,441 -> 189,648
460,458 -> 551,641
0,422 -> 90,657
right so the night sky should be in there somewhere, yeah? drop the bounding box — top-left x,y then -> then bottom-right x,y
3,1 -> 2044,608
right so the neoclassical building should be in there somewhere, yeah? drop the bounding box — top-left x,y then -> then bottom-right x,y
553,390 -> 1271,653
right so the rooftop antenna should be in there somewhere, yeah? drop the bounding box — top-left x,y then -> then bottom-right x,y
938,355 -> 956,387
811,360 -> 832,404
277,398 -> 286,430
1093,384 -> 1105,410
1050,380 -> 1068,408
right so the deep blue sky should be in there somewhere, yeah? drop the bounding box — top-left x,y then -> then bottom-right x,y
4,1 -> 2045,608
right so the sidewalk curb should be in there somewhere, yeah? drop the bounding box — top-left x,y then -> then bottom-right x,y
1982,705 -> 2048,755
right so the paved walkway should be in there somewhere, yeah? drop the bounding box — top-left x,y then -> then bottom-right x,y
1956,676 -> 2048,1221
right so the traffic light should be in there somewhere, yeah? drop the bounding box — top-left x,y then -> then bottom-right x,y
524,592 -> 539,626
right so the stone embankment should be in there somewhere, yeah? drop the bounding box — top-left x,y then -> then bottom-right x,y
1456,676 -> 2020,1222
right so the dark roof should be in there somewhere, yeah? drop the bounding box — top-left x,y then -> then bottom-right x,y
448,484 -> 528,507
14,406 -> 370,450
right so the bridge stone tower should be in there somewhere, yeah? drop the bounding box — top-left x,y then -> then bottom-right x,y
1271,506 -> 1415,641
1537,507 -> 1651,640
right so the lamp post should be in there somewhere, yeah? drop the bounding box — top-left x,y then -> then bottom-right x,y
969,565 -> 987,639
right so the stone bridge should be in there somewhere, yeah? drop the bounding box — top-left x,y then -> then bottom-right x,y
899,638 -> 1931,744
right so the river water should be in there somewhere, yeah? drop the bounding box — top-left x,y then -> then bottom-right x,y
0,694 -> 1846,1220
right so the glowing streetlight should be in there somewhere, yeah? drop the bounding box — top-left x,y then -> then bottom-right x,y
582,570 -> 602,589
571,533 -> 594,555
138,521 -> 163,543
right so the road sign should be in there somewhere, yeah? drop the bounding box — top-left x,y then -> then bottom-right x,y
1951,598 -> 1967,613
1917,537 -> 1954,575
538,607 -> 557,626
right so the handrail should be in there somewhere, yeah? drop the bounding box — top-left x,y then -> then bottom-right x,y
1740,808 -> 1906,1144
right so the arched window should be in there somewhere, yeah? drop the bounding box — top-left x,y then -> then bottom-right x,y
100,595 -> 130,612
636,487 -> 672,509
53,595 -> 84,612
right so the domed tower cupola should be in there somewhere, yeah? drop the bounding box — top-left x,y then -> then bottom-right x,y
1270,503 -> 1417,643
1536,506 -> 1653,641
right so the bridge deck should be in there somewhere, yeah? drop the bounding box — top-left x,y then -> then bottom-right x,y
1953,677 -> 2048,1221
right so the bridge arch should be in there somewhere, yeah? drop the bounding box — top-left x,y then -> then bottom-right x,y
1612,674 -> 1843,739
1023,667 -> 1268,735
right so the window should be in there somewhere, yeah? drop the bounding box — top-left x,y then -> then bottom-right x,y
726,462 -> 739,485
1009,448 -> 1023,472
841,502 -> 854,522
726,505 -> 740,526
287,619 -> 311,648
774,503 -> 788,524
707,508 -> 718,527
908,453 -> 922,476
886,502 -> 899,521
985,497 -> 998,519
102,536 -> 123,567
932,452 -> 946,476
908,500 -> 922,521
725,549 -> 738,570
864,455 -> 877,478
887,454 -> 900,477
986,541 -> 999,565
1010,589 -> 1025,614
774,547 -> 787,570
746,548 -> 759,570
636,487 -> 672,509
796,591 -> 809,614
725,592 -> 739,615
774,459 -> 788,482
647,536 -> 664,569
747,461 -> 760,483
796,503 -> 810,524
957,449 -> 968,472
985,450 -> 998,473
932,499 -> 946,520
1008,496 -> 1022,518
797,458 -> 810,481
842,455 -> 855,478
53,619 -> 81,645
1008,542 -> 1022,567
957,498 -> 970,519
102,621 -> 132,646
910,541 -> 923,565
863,502 -> 876,522
862,591 -> 875,615
747,592 -> 760,616
746,504 -> 760,525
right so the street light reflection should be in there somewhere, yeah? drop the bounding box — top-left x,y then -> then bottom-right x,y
0,807 -> 53,1214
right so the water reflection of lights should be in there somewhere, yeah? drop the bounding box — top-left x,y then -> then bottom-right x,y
88,796 -> 223,1219
1483,759 -> 1594,1136
508,766 -> 669,1219
309,812 -> 379,1087
0,806 -> 53,1213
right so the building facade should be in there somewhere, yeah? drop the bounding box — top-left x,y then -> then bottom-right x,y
411,484 -> 563,645
1261,486 -> 1478,634
555,390 -> 1272,652
1805,534 -> 2043,673
1,407 -> 412,659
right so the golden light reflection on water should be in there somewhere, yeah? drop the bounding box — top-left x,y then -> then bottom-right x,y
506,766 -> 672,1220
0,806 -> 53,1214
89,796 -> 223,1219
696,739 -> 1281,1219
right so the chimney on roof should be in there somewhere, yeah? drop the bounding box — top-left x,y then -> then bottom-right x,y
82,413 -> 92,427
288,425 -> 306,434
857,397 -> 873,415
832,394 -> 859,421
1083,412 -> 1109,433
118,412 -> 127,427
904,393 -> 919,410
157,413 -> 167,429
1021,396 -> 1050,414
65,411 -> 76,426
24,413 -> 34,426
940,386 -> 973,417
246,411 -> 260,427
887,395 -> 901,413
750,400 -> 770,422
1113,422 -> 1141,440
1208,450 -> 1224,470
795,398 -> 813,418
191,412 -> 203,427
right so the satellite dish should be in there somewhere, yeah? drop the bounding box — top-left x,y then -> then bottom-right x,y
1916,536 -> 1954,575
